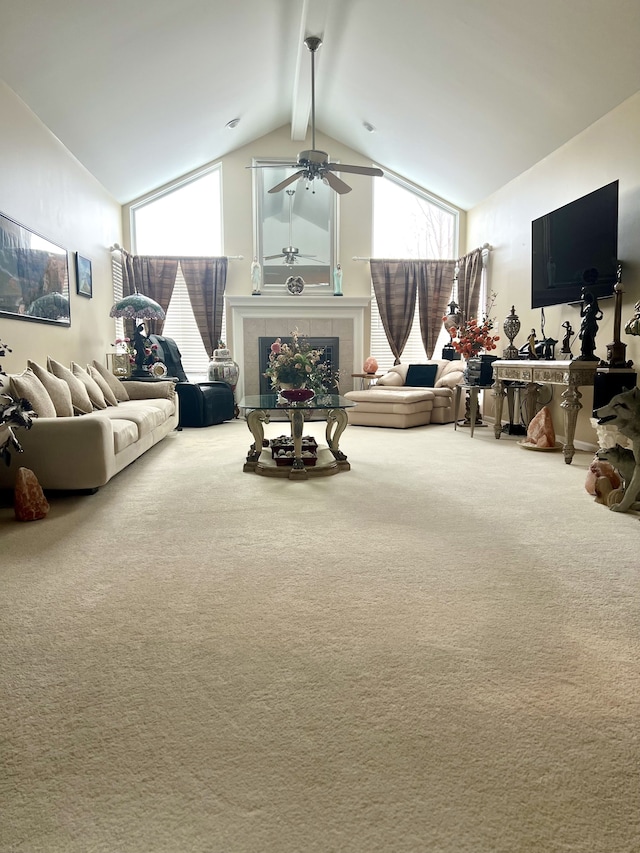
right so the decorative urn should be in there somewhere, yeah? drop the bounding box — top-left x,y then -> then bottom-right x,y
502,305 -> 521,359
207,345 -> 239,391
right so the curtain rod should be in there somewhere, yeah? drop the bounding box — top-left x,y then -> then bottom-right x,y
109,243 -> 243,259
353,244 -> 493,262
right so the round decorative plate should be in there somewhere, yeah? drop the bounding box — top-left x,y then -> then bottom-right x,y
518,439 -> 563,452
279,388 -> 315,402
286,275 -> 305,295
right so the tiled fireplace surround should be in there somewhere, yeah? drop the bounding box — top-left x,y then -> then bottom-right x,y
227,295 -> 370,400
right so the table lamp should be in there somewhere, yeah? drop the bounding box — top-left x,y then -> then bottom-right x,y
109,293 -> 166,378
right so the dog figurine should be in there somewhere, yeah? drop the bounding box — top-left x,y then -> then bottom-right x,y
596,387 -> 640,512
596,444 -> 636,488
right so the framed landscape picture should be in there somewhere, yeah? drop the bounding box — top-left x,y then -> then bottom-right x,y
76,254 -> 92,298
0,211 -> 71,326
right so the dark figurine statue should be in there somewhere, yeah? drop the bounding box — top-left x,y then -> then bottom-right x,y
576,289 -> 603,361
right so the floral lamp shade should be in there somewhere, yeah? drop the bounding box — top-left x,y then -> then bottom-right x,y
109,293 -> 166,321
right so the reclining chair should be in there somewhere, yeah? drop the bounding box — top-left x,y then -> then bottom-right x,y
149,335 -> 235,428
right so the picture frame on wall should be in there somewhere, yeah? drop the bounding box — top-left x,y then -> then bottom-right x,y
76,254 -> 92,298
0,211 -> 71,326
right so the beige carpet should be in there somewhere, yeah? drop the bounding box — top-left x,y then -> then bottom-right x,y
1,419 -> 639,853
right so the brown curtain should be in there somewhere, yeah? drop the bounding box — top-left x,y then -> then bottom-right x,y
180,257 -> 228,358
131,257 -> 179,335
417,260 -> 457,358
457,248 -> 484,323
370,260 -> 418,364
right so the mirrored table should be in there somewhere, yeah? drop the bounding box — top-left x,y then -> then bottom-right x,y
238,393 -> 356,479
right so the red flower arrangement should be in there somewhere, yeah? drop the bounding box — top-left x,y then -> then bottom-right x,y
447,293 -> 500,359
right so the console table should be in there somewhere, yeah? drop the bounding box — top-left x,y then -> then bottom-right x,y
492,359 -> 599,464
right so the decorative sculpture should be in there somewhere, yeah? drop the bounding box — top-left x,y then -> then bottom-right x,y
575,289 -> 603,361
14,467 -> 49,521
561,321 -> 575,355
595,387 -> 640,512
251,257 -> 262,295
333,263 -> 343,296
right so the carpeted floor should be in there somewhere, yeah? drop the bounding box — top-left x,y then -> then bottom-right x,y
1,419 -> 639,853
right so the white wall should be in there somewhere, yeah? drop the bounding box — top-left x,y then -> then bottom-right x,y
466,91 -> 640,445
0,82 -> 122,373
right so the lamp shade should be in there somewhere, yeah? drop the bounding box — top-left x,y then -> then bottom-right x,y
26,292 -> 70,320
109,293 -> 165,321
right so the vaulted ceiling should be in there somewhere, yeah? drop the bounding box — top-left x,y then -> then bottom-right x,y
1,0 -> 639,209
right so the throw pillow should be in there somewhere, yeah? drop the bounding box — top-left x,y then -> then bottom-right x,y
91,360 -> 129,402
47,357 -> 93,414
376,371 -> 404,387
71,362 -> 107,409
27,360 -> 74,416
405,364 -> 438,387
9,368 -> 57,418
88,365 -> 119,407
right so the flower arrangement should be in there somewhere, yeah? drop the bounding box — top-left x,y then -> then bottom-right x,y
448,292 -> 500,359
0,338 -> 36,465
112,335 -> 160,372
264,329 -> 339,395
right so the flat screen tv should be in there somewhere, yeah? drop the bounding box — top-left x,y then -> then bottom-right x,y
531,180 -> 619,309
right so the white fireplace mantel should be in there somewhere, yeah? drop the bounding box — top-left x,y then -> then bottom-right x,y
227,294 -> 370,399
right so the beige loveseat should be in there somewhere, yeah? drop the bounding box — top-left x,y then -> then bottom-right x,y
344,360 -> 465,428
0,358 -> 178,492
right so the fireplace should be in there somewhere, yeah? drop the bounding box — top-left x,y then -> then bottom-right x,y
259,337 -> 339,395
226,294 -> 370,399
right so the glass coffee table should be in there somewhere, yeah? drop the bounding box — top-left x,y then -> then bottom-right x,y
238,393 -> 356,479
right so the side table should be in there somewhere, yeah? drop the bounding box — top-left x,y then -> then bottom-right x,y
454,383 -> 493,438
351,372 -> 383,390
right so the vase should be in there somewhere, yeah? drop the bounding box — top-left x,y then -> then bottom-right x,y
466,354 -> 498,386
207,347 -> 239,390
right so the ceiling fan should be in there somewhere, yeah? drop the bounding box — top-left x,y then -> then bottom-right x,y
256,36 -> 383,195
263,189 -> 323,266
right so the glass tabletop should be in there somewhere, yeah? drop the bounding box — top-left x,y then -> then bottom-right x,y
239,393 -> 356,411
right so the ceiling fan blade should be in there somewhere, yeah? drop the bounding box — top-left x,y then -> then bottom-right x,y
327,163 -> 384,177
247,163 -> 297,169
267,171 -> 306,193
324,171 -> 352,194
264,253 -> 286,260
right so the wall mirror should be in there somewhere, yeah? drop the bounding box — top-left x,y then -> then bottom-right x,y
252,158 -> 337,288
0,212 -> 70,325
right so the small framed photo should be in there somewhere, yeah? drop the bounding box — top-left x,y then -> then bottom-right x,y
76,254 -> 92,298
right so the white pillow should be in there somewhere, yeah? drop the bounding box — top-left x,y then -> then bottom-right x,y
9,368 -> 56,418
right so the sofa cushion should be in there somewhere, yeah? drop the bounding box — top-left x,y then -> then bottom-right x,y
87,365 -> 119,406
405,363 -> 438,387
47,357 -> 93,415
98,401 -> 170,436
376,371 -> 404,387
72,362 -> 107,409
91,360 -> 130,402
9,368 -> 56,418
27,361 -> 74,417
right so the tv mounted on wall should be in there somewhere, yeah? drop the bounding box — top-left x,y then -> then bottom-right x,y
531,180 -> 619,309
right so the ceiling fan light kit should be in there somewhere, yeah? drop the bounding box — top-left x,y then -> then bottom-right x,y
250,36 -> 383,195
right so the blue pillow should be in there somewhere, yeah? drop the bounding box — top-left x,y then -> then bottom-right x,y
405,364 -> 438,387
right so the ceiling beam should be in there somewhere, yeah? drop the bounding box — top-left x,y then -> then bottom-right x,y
290,0 -> 330,142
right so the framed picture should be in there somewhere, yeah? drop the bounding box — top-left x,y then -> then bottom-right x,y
76,254 -> 92,298
0,211 -> 71,326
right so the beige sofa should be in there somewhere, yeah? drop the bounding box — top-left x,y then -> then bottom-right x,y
344,360 -> 465,428
0,358 -> 178,491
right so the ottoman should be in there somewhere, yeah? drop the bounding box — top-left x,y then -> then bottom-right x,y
344,388 -> 435,428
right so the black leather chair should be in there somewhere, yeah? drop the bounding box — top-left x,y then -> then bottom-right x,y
149,335 -> 235,427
